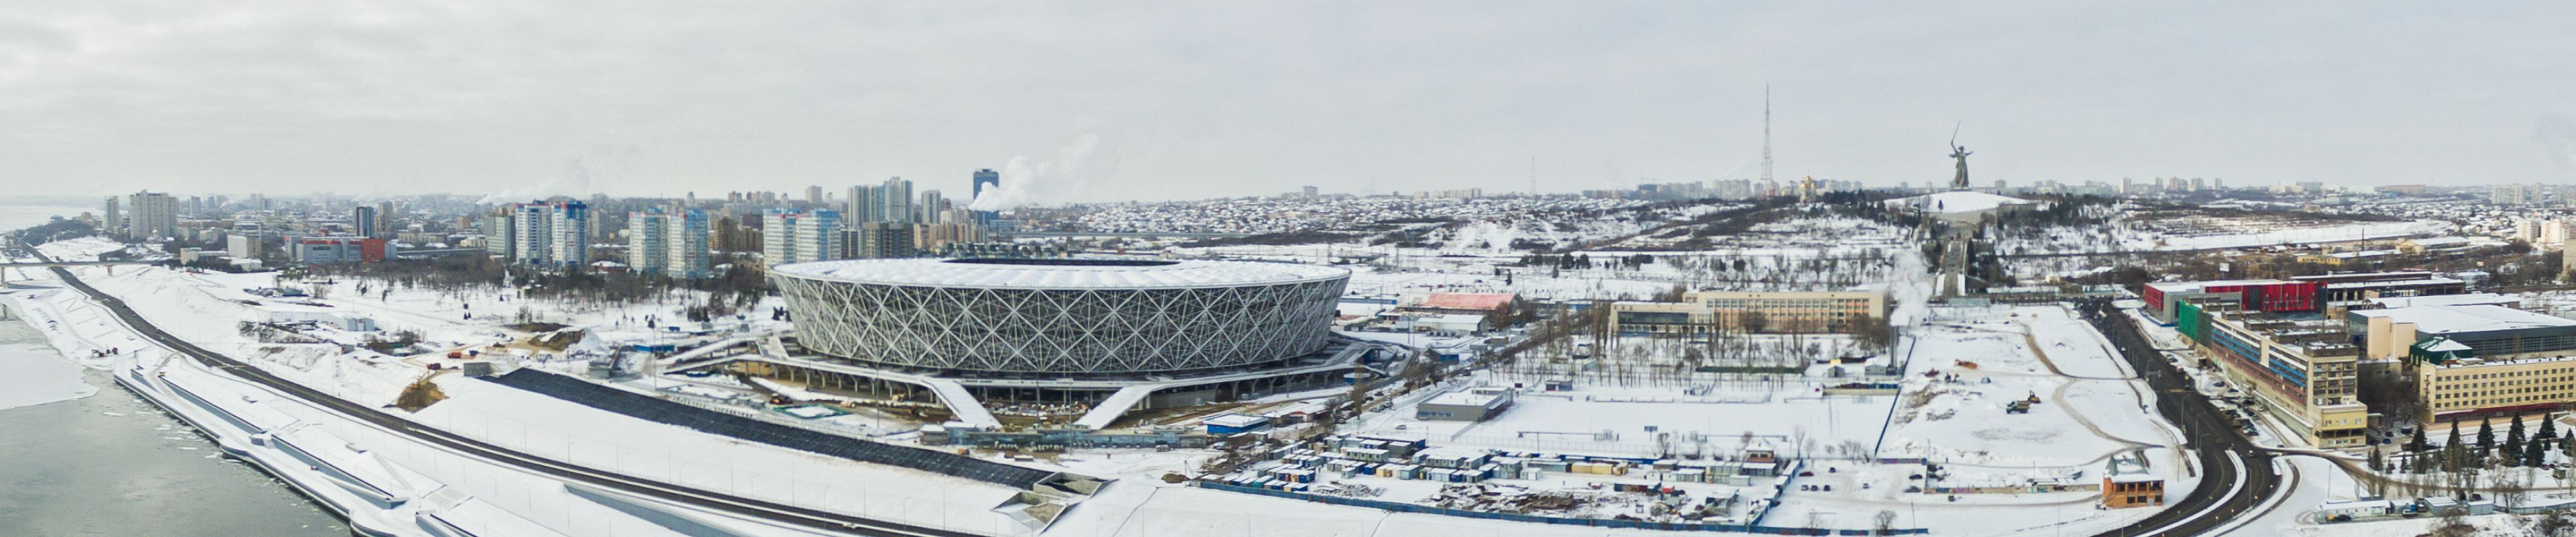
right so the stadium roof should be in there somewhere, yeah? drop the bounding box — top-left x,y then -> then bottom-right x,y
2352,305 -> 2576,334
772,257 -> 1350,289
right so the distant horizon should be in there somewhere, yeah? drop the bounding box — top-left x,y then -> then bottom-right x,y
9,4 -> 2576,201
0,179 -> 2509,211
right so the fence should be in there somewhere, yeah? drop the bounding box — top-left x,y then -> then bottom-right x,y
1196,481 -> 1930,535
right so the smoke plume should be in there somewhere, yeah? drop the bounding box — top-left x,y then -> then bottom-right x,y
969,134 -> 1119,211
477,145 -> 638,204
2535,113 -> 2576,170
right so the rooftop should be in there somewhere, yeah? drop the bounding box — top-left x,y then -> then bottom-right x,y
2145,279 -> 2290,293
771,257 -> 1350,289
2367,293 -> 2518,309
2353,305 -> 2576,334
1415,292 -> 1516,310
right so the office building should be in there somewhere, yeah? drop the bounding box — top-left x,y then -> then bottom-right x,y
2349,303 -> 2576,424
352,205 -> 379,238
761,209 -> 841,265
972,168 -> 1000,203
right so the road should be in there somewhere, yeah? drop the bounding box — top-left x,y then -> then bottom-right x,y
25,247 -> 985,537
2077,299 -> 2287,537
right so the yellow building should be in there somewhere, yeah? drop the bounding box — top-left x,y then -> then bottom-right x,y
1609,291 -> 1888,335
2414,353 -> 2576,425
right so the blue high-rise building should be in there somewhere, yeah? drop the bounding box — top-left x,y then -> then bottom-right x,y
971,168 -> 1001,225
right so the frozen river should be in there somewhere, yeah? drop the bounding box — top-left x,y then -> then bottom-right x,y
0,205 -> 345,536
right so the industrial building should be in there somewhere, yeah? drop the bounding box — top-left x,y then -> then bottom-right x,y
290,237 -> 388,264
1415,387 -> 1514,422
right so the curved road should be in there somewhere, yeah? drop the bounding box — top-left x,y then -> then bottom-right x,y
27,248 -> 985,537
2077,299 -> 2286,537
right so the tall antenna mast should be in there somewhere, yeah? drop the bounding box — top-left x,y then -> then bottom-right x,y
1761,85 -> 1774,184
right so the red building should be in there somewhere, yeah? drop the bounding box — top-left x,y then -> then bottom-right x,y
2142,280 -> 2321,322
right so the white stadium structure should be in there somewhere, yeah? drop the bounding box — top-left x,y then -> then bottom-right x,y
769,257 -> 1352,377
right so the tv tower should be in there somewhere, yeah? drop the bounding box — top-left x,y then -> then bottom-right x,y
1761,85 -> 1774,184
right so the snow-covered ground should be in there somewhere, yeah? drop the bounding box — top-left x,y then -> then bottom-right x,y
1997,213 -> 2450,256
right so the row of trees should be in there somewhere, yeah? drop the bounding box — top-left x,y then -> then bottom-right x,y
2375,413 -> 2571,505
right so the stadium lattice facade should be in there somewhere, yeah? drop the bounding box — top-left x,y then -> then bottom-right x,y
771,258 -> 1350,377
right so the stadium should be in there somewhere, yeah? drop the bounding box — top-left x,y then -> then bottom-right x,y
769,257 -> 1352,377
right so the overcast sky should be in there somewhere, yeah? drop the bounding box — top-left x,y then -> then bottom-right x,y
5,2 -> 2575,204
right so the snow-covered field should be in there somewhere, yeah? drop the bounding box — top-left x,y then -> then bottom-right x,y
1998,214 -> 2450,256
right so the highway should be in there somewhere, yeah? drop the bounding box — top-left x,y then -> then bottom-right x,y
2078,299 -> 2286,537
24,246 -> 989,537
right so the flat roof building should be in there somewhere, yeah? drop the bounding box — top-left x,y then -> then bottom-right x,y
1416,388 -> 1514,422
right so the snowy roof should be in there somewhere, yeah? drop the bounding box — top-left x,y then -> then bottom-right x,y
771,258 -> 1350,289
2367,293 -> 2517,309
1883,191 -> 2037,214
2145,279 -> 2288,293
1423,389 -> 1509,407
2406,236 -> 2472,246
1204,414 -> 1268,428
1415,292 -> 1515,310
2353,305 -> 2576,334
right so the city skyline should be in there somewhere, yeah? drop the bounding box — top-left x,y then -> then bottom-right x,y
7,3 -> 2576,203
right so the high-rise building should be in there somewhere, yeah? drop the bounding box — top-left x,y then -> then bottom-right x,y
125,191 -> 178,240
971,168 -> 1002,224
481,209 -> 516,257
506,201 -> 589,268
972,168 -> 1000,203
376,201 -> 397,237
102,197 -> 121,238
761,209 -> 841,265
845,185 -> 876,223
918,190 -> 949,222
2495,185 -> 2533,205
352,205 -> 379,238
805,185 -> 826,204
877,177 -> 914,223
628,209 -> 712,279
841,222 -> 915,259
